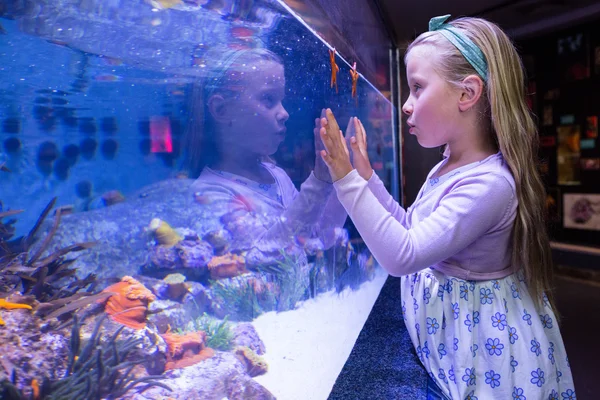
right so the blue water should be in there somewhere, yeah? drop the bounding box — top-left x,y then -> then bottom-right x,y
0,1 -> 396,398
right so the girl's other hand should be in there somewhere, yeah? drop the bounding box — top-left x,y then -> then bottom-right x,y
319,109 -> 353,182
313,109 -> 333,183
346,117 -> 373,181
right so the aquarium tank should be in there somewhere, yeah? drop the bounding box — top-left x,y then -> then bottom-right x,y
0,0 -> 399,398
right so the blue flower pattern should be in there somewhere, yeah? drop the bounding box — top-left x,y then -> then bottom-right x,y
510,356 -> 518,373
401,272 -> 574,399
512,386 -> 526,400
423,287 -> 431,304
531,368 -> 545,387
427,317 -> 439,334
509,326 -> 518,344
452,302 -> 460,320
462,368 -> 476,386
541,314 -> 553,329
485,338 -> 504,356
480,288 -> 493,304
531,339 -> 542,356
491,312 -> 507,331
438,343 -> 447,360
485,370 -> 501,389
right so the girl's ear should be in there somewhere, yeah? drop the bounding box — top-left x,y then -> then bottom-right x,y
207,94 -> 230,123
458,75 -> 484,112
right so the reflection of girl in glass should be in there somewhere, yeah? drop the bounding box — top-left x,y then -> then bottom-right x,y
183,48 -> 347,264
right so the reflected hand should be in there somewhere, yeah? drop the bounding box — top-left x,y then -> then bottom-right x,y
319,109 -> 353,182
346,117 -> 373,180
314,109 -> 333,183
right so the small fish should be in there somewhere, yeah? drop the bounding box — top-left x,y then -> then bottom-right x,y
94,74 -> 121,82
0,162 -> 10,172
350,62 -> 359,98
0,23 -> 5,35
102,56 -> 123,66
329,48 -> 339,93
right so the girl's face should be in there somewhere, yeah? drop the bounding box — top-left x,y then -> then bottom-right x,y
401,45 -> 460,148
220,60 -> 289,156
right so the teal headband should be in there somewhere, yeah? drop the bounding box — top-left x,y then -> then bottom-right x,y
429,15 -> 488,81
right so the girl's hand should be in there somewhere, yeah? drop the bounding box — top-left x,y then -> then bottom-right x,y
319,109 -> 353,182
346,116 -> 373,181
313,109 -> 333,183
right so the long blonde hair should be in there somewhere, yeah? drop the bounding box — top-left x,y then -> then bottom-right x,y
407,17 -> 555,312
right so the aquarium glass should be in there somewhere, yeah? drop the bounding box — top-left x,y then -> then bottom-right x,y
0,1 -> 397,399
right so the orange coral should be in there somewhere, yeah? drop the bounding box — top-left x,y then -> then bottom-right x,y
160,331 -> 215,370
207,254 -> 247,279
101,276 -> 156,330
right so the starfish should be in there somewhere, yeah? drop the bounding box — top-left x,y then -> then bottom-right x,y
329,48 -> 340,93
350,62 -> 359,98
0,299 -> 33,326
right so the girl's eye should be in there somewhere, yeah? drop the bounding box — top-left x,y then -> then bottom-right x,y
263,94 -> 275,107
413,84 -> 421,92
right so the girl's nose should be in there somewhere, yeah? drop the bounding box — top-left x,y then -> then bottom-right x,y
278,104 -> 289,123
402,101 -> 412,116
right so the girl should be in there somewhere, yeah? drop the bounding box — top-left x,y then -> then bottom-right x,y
318,15 -> 575,399
185,48 -> 347,265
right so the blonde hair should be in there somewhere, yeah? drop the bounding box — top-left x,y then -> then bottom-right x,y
407,18 -> 555,312
182,48 -> 283,177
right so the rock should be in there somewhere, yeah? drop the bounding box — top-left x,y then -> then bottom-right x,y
29,179 -> 221,281
231,323 -> 266,355
125,351 -> 275,400
0,310 -> 69,396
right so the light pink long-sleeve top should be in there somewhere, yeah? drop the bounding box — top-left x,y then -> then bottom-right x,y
333,153 -> 519,280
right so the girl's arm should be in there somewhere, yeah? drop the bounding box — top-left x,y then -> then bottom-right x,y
334,169 -> 515,276
366,172 -> 407,226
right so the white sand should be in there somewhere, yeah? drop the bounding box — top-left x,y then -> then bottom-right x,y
251,270 -> 388,400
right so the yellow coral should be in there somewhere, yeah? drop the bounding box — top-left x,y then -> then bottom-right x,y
149,218 -> 182,247
0,299 -> 33,326
234,346 -> 268,377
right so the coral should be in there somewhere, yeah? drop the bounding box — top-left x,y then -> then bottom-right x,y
234,346 -> 268,377
101,276 -> 155,330
162,273 -> 190,301
160,331 -> 215,370
207,254 -> 247,279
148,218 -> 182,247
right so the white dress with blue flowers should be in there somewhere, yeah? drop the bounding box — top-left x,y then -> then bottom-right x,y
402,268 -> 575,400
398,158 -> 576,400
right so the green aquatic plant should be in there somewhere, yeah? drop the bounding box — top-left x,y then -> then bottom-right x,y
46,315 -> 171,400
0,315 -> 170,400
0,197 -> 97,305
271,249 -> 308,312
210,276 -> 275,321
182,313 -> 234,351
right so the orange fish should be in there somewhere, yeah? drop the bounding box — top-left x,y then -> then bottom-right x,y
329,48 -> 339,93
350,62 -> 359,98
